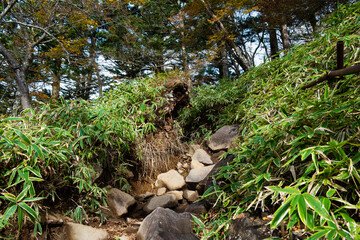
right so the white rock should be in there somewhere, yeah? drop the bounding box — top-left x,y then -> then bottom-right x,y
167,191 -> 183,200
157,187 -> 167,196
155,180 -> 165,188
186,165 -> 215,183
157,170 -> 186,190
183,163 -> 189,168
66,222 -> 108,240
183,190 -> 199,202
177,162 -> 183,169
191,159 -> 205,169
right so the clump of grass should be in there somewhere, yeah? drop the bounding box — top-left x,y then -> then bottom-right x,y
0,74 -> 175,237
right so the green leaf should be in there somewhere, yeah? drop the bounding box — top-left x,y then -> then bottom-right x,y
1,204 -> 17,221
301,148 -> 313,161
18,208 -> 24,231
280,187 -> 301,195
326,189 -> 336,197
3,117 -> 23,121
270,196 -> 293,228
297,195 -> 307,226
15,130 -> 31,144
267,186 -> 301,195
0,135 -> 13,145
27,167 -> 42,178
1,193 -> 16,202
18,202 -> 38,222
16,185 -> 30,202
337,229 -> 352,239
31,144 -> 43,159
273,158 -> 281,167
23,197 -> 45,202
306,229 -> 330,240
13,140 -> 27,151
303,193 -> 333,222
326,229 -> 336,240
192,215 -> 205,229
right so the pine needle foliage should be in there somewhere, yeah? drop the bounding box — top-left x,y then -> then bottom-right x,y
183,2 -> 360,239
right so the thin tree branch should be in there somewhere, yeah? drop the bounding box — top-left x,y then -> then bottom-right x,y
4,20 -> 71,63
0,0 -> 18,23
301,64 -> 360,90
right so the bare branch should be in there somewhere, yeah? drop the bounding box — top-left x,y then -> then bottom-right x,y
301,64 -> 360,90
0,0 -> 18,23
4,20 -> 71,63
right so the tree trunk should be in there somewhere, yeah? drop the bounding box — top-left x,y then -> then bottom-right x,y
51,59 -> 62,102
0,42 -> 32,110
199,0 -> 252,72
14,68 -> 32,110
51,71 -> 61,101
281,22 -> 290,50
97,69 -> 102,98
269,28 -> 279,59
309,13 -> 317,33
219,46 -> 229,78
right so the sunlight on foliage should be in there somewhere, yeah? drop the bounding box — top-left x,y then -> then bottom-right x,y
183,2 -> 360,239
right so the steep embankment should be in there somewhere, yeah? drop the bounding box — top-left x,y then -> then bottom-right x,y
180,2 -> 360,239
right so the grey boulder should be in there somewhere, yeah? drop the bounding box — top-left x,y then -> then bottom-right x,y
107,188 -> 136,217
137,207 -> 199,240
208,125 -> 239,151
192,149 -> 213,165
186,165 -> 214,184
143,194 -> 178,213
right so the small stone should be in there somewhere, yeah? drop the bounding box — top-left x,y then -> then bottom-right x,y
143,195 -> 178,213
183,190 -> 199,202
191,159 -> 205,169
211,150 -> 226,164
155,180 -> 165,188
157,187 -> 167,196
177,162 -> 183,169
183,163 -> 189,168
135,192 -> 155,201
187,144 -> 201,157
167,191 -> 183,200
65,222 -> 108,240
192,149 -> 213,165
186,165 -> 215,184
157,170 -> 186,190
185,202 -> 207,216
107,188 -> 136,217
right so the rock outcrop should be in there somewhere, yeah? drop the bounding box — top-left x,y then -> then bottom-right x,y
107,188 -> 136,217
208,125 -> 239,151
65,222 -> 109,240
192,149 -> 213,165
143,194 -> 178,213
137,207 -> 199,240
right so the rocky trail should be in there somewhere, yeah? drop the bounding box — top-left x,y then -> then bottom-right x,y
27,125 -> 290,240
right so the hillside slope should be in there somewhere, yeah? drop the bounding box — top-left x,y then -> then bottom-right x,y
181,2 -> 360,239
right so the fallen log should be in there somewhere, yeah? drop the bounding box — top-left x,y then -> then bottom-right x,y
301,63 -> 360,90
